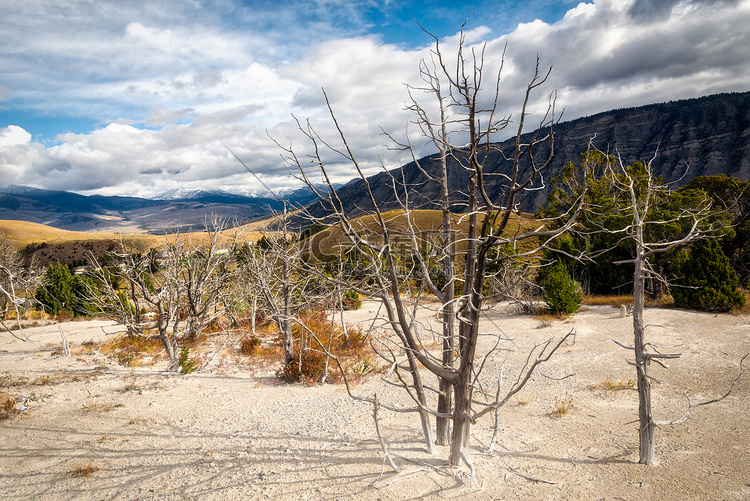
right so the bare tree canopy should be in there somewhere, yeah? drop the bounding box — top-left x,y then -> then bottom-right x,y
272,24 -> 585,470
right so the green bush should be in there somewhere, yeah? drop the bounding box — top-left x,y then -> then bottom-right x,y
342,289 -> 361,310
179,345 -> 198,374
672,238 -> 746,312
539,261 -> 582,314
35,263 -> 97,316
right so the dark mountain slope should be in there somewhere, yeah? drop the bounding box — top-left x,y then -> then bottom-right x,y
320,92 -> 750,217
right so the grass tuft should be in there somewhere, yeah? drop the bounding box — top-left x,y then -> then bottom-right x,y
515,394 -> 531,406
0,398 -> 18,421
600,375 -> 635,392
551,391 -> 573,417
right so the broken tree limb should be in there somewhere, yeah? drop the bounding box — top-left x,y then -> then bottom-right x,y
655,352 -> 747,426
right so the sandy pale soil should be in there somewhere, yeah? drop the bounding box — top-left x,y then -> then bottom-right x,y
0,303 -> 748,500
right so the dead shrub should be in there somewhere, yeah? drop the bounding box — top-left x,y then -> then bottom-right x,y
98,334 -> 165,367
0,398 -> 17,421
278,309 -> 377,384
240,335 -> 262,355
278,349 -> 328,385
67,463 -> 100,478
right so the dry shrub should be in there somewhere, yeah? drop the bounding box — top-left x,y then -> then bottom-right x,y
67,463 -> 100,478
733,290 -> 750,315
237,331 -> 283,362
278,309 -> 377,384
0,398 -> 17,421
279,349 -> 328,385
240,335 -> 261,355
98,334 -> 165,367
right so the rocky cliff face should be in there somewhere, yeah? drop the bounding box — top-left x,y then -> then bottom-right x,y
320,91 -> 750,217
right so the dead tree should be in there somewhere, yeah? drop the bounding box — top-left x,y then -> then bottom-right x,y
88,221 -> 235,371
176,220 -> 236,340
86,236 -> 146,339
275,25 -> 585,468
603,152 -> 729,464
0,232 -> 40,340
238,209 -> 321,367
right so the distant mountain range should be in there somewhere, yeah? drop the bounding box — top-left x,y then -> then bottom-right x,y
0,185 -> 310,234
2,91 -> 749,233
313,91 -> 750,218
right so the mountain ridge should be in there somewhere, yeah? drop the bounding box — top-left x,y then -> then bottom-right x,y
316,91 -> 750,219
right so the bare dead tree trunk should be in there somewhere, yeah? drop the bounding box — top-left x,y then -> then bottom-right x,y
406,349 -> 436,454
282,229 -> 294,365
633,245 -> 655,464
604,150 -> 722,464
450,255 -> 484,465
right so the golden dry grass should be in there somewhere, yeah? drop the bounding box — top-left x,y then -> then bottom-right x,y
551,391 -> 574,417
581,294 -> 635,307
305,209 -> 539,257
0,220 -> 124,246
95,334 -> 167,367
590,375 -> 636,393
582,294 -> 678,309
0,219 -> 265,249
535,311 -> 570,323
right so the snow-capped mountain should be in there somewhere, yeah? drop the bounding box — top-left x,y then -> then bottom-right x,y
154,188 -> 237,201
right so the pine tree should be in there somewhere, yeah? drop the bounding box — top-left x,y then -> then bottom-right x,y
539,261 -> 582,314
672,238 -> 745,312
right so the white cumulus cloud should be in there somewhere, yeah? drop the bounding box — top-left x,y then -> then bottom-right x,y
0,0 -> 748,197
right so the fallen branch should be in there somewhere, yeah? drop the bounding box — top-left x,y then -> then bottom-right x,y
501,459 -> 557,484
372,394 -> 401,475
656,352 -> 747,426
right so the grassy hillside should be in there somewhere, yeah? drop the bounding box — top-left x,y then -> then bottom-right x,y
0,219 -> 268,267
305,209 -> 540,258
1,211 -> 540,268
0,220 -> 125,246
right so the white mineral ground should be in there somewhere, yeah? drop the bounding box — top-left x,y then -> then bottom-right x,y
0,301 -> 748,500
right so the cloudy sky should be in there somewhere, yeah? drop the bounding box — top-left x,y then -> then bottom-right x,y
1,0 -> 748,198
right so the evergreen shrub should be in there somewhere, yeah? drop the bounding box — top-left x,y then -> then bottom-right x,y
672,239 -> 746,312
539,261 -> 582,314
